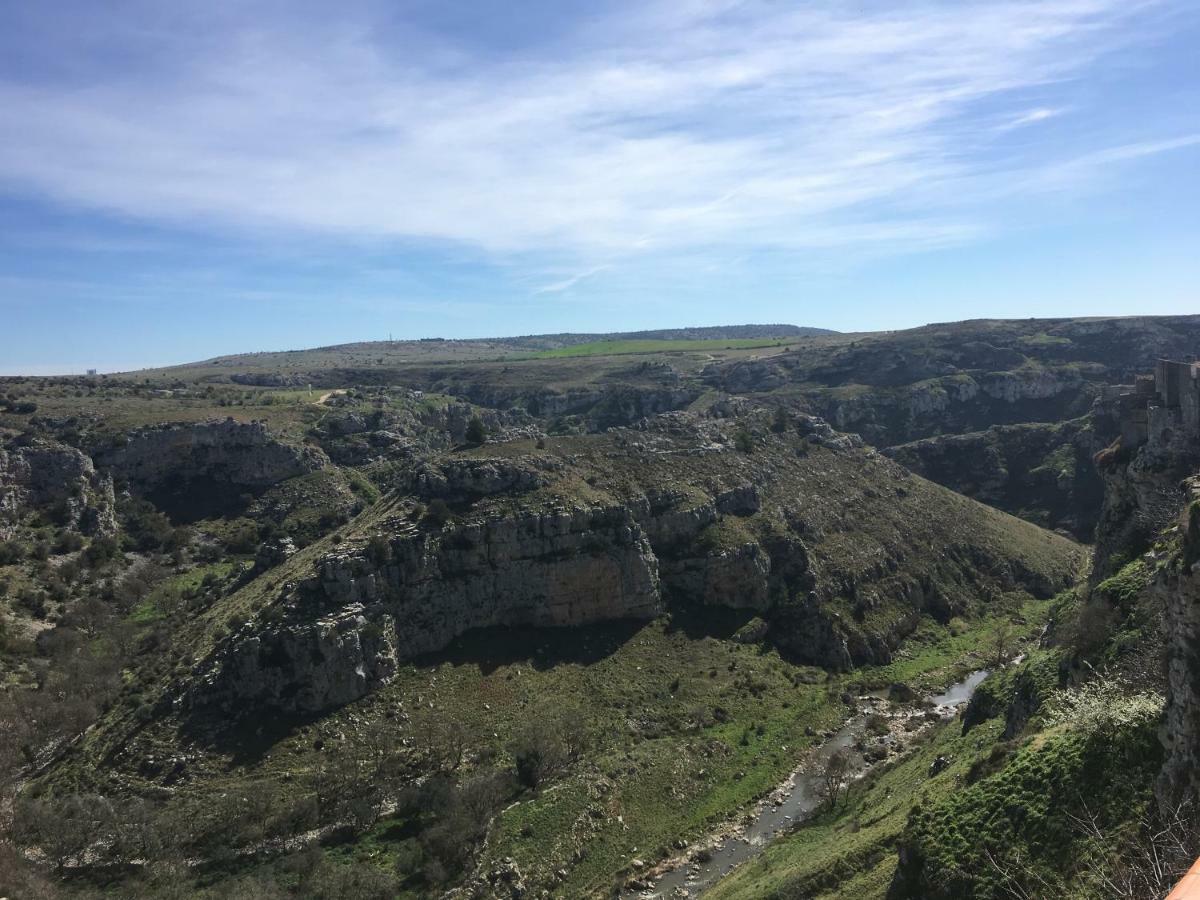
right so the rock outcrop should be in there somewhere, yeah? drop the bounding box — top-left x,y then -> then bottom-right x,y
315,400 -> 537,464
886,419 -> 1105,540
1155,477 -> 1200,812
193,504 -> 662,713
1088,361 -> 1200,580
1084,362 -> 1200,814
0,438 -> 116,537
95,418 -> 327,491
407,456 -> 561,501
813,370 -> 1094,447
182,416 -> 1080,719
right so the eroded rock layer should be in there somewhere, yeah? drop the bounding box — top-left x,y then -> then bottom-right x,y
183,415 -> 1081,717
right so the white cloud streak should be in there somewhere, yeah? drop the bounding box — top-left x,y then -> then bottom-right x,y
0,0 -> 1189,266
534,266 -> 610,294
998,107 -> 1067,131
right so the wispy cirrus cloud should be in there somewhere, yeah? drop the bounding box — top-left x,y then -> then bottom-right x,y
534,266 -> 611,295
998,107 -> 1067,131
0,0 -> 1193,273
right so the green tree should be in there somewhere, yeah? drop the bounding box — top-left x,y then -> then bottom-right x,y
465,415 -> 487,445
366,533 -> 392,566
771,406 -> 790,433
424,499 -> 452,527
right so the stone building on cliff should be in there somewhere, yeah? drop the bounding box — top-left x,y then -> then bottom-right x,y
1109,359 -> 1200,453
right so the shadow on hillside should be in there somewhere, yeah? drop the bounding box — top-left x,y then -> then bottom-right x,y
419,618 -> 648,675
662,601 -> 760,641
179,704 -> 329,767
180,606 -> 763,763
423,604 -> 761,675
145,475 -> 265,524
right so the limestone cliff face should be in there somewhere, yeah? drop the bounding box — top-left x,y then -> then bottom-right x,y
315,401 -> 538,465
1156,478 -> 1200,811
1092,447 -> 1194,582
183,419 -> 1080,719
1085,379 -> 1200,813
192,504 -> 663,713
816,370 -> 1093,447
885,419 -> 1105,540
406,456 -> 560,500
94,419 -> 327,491
0,438 -> 116,537
703,358 -> 1094,447
189,487 -> 789,716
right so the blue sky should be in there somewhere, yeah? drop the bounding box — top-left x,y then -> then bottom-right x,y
1,0 -> 1198,373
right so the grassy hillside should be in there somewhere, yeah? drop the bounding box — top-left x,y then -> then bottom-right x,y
23,416 -> 1082,898
705,647 -> 1164,900
5,314 -> 1197,900
529,337 -> 796,358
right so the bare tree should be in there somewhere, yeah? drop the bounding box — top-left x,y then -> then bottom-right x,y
821,749 -> 851,809
990,620 -> 1014,668
423,716 -> 468,773
986,800 -> 1200,900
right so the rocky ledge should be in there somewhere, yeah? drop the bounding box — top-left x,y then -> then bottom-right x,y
0,438 -> 116,536
182,417 -> 1081,719
94,418 -> 327,490
191,503 -> 662,714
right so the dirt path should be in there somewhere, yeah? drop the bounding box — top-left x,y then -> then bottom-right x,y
312,389 -> 347,405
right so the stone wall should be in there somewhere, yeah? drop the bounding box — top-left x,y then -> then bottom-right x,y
1114,360 -> 1200,454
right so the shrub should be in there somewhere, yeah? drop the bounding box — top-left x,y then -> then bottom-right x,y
424,499 -> 452,527
54,531 -> 84,555
223,519 -> 260,555
366,533 -> 392,566
512,727 -> 565,789
83,535 -> 121,567
1042,677 -> 1163,736
0,540 -> 25,566
465,415 -> 487,445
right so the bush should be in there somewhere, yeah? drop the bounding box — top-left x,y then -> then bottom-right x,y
771,406 -> 790,433
54,531 -> 84,555
424,499 -> 452,527
0,540 -> 25,566
223,519 -> 260,555
123,499 -> 176,552
1042,677 -> 1163,736
83,535 -> 121,568
366,533 -> 392,566
510,711 -> 586,790
465,415 -> 487,445
15,589 -> 47,619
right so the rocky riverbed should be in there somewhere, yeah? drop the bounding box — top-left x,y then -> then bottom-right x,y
626,667 -> 993,899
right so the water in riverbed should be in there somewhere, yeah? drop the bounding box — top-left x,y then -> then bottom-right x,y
630,668 -> 989,898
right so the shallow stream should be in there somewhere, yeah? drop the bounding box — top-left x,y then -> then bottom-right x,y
631,667 -> 990,898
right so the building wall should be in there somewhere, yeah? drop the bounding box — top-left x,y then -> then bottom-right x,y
1183,364 -> 1200,436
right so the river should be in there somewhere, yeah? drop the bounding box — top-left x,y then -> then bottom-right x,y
628,667 -> 991,898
